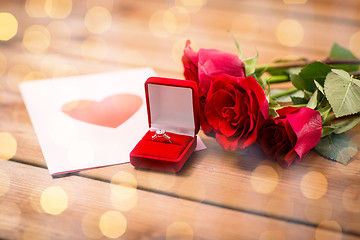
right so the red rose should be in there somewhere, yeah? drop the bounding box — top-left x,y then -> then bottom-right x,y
182,41 -> 246,135
259,107 -> 322,168
182,40 -> 246,97
204,74 -> 269,150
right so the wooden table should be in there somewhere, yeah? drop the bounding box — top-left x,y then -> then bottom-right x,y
1,0 -> 360,239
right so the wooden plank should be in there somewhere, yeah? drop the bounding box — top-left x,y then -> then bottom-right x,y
2,160 -> 357,240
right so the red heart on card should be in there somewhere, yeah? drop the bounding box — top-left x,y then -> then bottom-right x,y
61,94 -> 143,128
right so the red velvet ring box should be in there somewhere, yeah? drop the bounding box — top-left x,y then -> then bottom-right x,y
130,77 -> 199,172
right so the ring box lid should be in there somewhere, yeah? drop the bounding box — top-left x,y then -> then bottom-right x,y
145,77 -> 200,137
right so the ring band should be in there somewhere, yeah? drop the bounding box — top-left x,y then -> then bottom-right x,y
152,129 -> 172,143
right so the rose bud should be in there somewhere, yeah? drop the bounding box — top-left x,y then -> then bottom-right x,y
204,74 -> 269,150
259,106 -> 322,168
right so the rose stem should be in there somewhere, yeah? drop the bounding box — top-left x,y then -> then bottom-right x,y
267,75 -> 289,84
255,58 -> 360,73
270,88 -> 298,99
271,104 -> 307,110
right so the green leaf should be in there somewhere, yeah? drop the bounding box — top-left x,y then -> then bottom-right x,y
229,32 -> 243,59
297,62 -> 332,92
315,133 -> 358,165
290,74 -> 305,90
321,126 -> 335,137
330,43 -> 359,72
318,104 -> 332,121
333,117 -> 360,134
244,51 -> 258,76
291,96 -> 308,105
314,80 -> 324,95
324,69 -> 360,117
306,90 -> 318,109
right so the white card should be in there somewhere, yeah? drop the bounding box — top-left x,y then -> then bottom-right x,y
20,68 -> 206,175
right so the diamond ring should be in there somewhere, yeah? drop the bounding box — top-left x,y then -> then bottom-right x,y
152,129 -> 172,143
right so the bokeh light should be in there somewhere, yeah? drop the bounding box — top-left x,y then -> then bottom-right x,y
231,14 -> 260,40
342,185 -> 360,213
0,13 -> 18,41
45,0 -> 72,19
305,198 -> 332,224
0,201 -> 21,232
336,158 -> 360,175
47,21 -> 71,49
110,171 -> 138,212
300,171 -> 327,199
175,0 -> 207,13
29,189 -> 44,213
349,31 -> 360,57
23,71 -> 47,81
166,221 -> 194,240
80,36 -> 109,61
22,25 -> 51,54
67,140 -> 95,169
259,230 -> 286,240
315,220 -> 342,240
82,212 -> 103,239
23,225 -> 50,240
85,7 -> 112,34
40,186 -> 69,215
276,19 -> 304,47
99,211 -> 127,239
25,0 -> 47,18
250,165 -> 278,194
149,7 -> 190,37
0,170 -> 10,197
0,132 -> 17,160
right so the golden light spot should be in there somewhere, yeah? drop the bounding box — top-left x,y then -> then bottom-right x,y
6,64 -> 32,92
86,0 -> 114,10
276,19 -> 304,47
175,0 -> 207,13
23,225 -> 50,240
283,0 -> 307,4
85,7 -> 112,34
305,198 -> 332,224
250,165 -> 278,194
0,201 -> 21,232
148,171 -> 176,191
337,158 -> 360,175
0,52 -> 6,76
349,31 -> 360,57
0,170 -> 10,197
178,179 -> 206,203
22,25 -> 51,54
315,220 -> 342,240
342,185 -> 360,213
0,13 -> 18,41
47,21 -> 71,49
166,221 -> 194,240
110,171 -> 138,212
80,36 -> 108,61
149,10 -> 172,38
67,140 -> 95,169
266,197 -> 294,218
0,132 -> 17,160
99,211 -> 127,239
40,186 -> 69,215
167,7 -> 191,34
82,212 -> 103,239
300,171 -> 327,199
45,0 -> 72,19
118,50 -> 146,67
231,14 -> 260,40
23,71 -> 47,81
25,0 -> 47,18
259,230 -> 286,240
